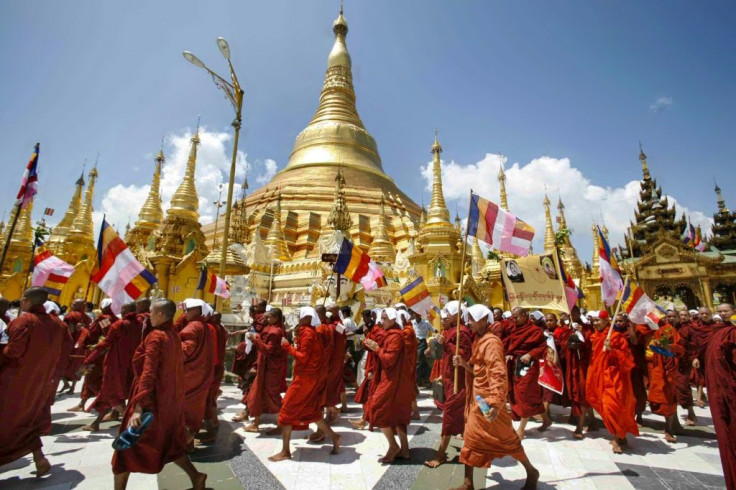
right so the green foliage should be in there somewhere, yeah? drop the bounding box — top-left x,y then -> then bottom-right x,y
554,229 -> 572,257
486,250 -> 501,261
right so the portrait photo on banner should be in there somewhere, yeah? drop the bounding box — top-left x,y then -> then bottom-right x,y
501,253 -> 569,312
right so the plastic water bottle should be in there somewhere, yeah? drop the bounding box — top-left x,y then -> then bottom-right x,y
112,411 -> 154,451
475,395 -> 492,416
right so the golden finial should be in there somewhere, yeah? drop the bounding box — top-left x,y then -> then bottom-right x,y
136,146 -> 165,228
497,159 -> 509,211
48,163 -> 87,248
327,167 -> 353,232
368,194 -> 396,263
639,141 -> 650,179
425,132 -> 452,227
68,163 -> 98,245
264,189 -> 291,261
543,191 -> 555,253
591,222 -> 600,274
167,119 -> 201,222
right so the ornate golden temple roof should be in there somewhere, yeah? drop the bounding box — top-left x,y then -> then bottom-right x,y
368,194 -> 396,263
543,193 -> 555,253
136,149 -> 164,229
48,169 -> 85,251
498,161 -> 509,211
67,165 -> 98,248
423,133 -> 453,230
264,191 -> 291,261
168,129 -> 201,223
326,168 -> 352,233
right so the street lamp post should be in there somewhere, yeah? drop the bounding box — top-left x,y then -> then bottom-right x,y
212,183 -> 225,248
183,38 -> 244,312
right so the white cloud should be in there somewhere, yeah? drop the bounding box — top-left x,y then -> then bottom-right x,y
91,126 -> 278,238
422,154 -> 712,262
649,96 -> 673,113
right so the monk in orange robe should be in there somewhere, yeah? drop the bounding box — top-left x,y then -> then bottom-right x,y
70,299 -> 117,411
701,303 -> 736,490
112,299 -> 205,490
561,306 -> 596,439
59,299 -> 91,393
270,307 -> 341,461
0,288 -> 67,477
244,308 -> 287,432
84,303 -> 142,430
364,308 -> 412,463
452,304 -> 539,490
179,299 -> 214,445
505,308 -> 552,438
586,311 -> 638,454
425,301 -> 472,468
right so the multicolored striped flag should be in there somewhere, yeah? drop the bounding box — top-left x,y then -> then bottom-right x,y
16,143 -> 40,209
597,226 -> 624,306
31,238 -> 75,296
694,227 -> 706,252
91,219 -> 157,314
467,191 -> 534,256
360,260 -> 387,291
681,221 -> 696,247
334,238 -> 371,282
619,280 -> 665,328
399,276 -> 438,318
196,267 -> 231,299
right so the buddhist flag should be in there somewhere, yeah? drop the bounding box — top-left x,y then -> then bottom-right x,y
619,280 -> 665,329
467,191 -> 534,256
91,219 -> 157,314
694,227 -> 706,252
196,267 -> 230,299
399,276 -> 437,318
334,238 -> 371,283
681,221 -> 696,247
16,143 -> 40,209
360,260 -> 387,291
597,226 -> 623,306
31,239 -> 75,296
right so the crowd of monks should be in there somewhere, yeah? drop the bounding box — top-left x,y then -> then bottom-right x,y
0,285 -> 735,490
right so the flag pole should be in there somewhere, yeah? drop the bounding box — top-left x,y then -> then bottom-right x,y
454,191 -> 472,395
605,275 -> 629,344
23,234 -> 40,291
0,201 -> 23,274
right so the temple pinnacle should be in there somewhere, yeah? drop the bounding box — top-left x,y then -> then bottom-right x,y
498,160 -> 509,211
425,132 -> 451,227
265,190 -> 291,261
136,148 -> 165,228
639,141 -> 650,179
67,165 -> 98,246
327,167 -> 353,232
167,125 -> 201,222
543,193 -> 556,252
368,194 -> 396,263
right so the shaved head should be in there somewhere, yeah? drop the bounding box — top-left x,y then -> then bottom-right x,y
22,287 -> 48,306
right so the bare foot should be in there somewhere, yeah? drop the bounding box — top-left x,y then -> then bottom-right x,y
537,419 -> 552,432
81,424 -> 99,432
232,411 -> 248,422
411,411 -> 421,421
696,400 -> 705,408
349,419 -> 366,430
397,449 -> 410,460
423,451 -> 447,468
516,429 -> 525,440
196,433 -> 217,444
665,432 -> 677,443
330,434 -> 342,454
308,430 -> 325,443
685,418 -> 696,426
34,458 -> 51,477
268,451 -> 292,462
193,472 -> 207,490
379,445 -> 400,464
265,426 -> 282,436
101,410 -> 120,422
522,466 -> 540,489
244,424 -> 260,433
611,439 -> 623,454
449,479 -> 474,490
68,404 -> 85,412
636,415 -> 644,426
340,405 -> 349,413
573,431 -> 583,440
455,434 -> 464,440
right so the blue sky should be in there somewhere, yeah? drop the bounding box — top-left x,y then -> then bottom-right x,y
1,1 -> 734,260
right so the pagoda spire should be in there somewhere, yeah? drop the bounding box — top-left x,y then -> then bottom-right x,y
230,174 -> 249,245
136,149 -> 165,228
639,141 -> 650,180
67,165 -> 98,246
498,161 -> 509,211
264,190 -> 291,261
710,179 -> 736,250
327,167 -> 353,233
591,223 -> 601,275
543,192 -> 555,252
471,236 -> 486,274
6,200 -> 34,246
368,194 -> 396,263
48,167 -> 86,249
168,124 -> 201,222
425,131 -> 452,227
715,180 -> 729,213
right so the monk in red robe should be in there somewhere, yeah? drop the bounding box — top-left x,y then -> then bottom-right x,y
112,299 -> 205,490
489,307 -> 508,339
0,288 -> 67,477
70,299 -> 117,411
364,308 -> 412,463
586,311 -> 638,454
425,301 -> 472,468
196,310 -> 230,442
59,299 -> 92,393
691,307 -> 715,408
645,318 -> 685,442
136,297 -> 152,341
244,308 -> 286,432
231,301 -> 268,422
306,305 -> 334,442
180,299 -> 214,445
397,308 -> 420,421
350,309 -> 383,430
674,309 -> 698,425
562,306 -> 596,439
270,307 -> 341,461
324,303 -> 348,421
505,307 -> 552,439
84,303 -> 142,430
702,303 -> 736,490
541,313 -> 570,414
452,304 -> 539,490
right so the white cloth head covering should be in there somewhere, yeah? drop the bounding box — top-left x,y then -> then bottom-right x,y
324,298 -> 336,308
44,301 -> 60,315
201,303 -> 214,318
183,298 -> 206,311
441,300 -> 467,322
688,309 -> 698,315
265,304 -> 273,312
397,309 -> 411,325
101,298 -> 113,309
373,308 -> 384,324
299,306 -> 320,327
383,307 -> 398,321
530,310 -> 545,321
503,310 -> 512,319
467,304 -> 492,322
588,310 -> 599,319
394,302 -> 406,310
713,314 -> 722,322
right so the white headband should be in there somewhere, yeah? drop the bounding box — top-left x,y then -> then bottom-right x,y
44,301 -> 60,315
467,304 -> 492,322
441,300 -> 467,321
101,298 -> 113,309
397,309 -> 411,325
299,306 -> 320,327
383,307 -> 398,321
530,311 -> 545,321
503,311 -> 512,319
183,298 -> 206,311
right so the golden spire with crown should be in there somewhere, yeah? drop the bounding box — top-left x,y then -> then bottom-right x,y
168,124 -> 201,222
498,161 -> 509,211
327,167 -> 353,233
639,141 -> 650,180
48,167 -> 85,252
591,223 -> 601,275
425,131 -> 452,227
67,164 -> 98,248
0,200 -> 34,277
264,190 -> 291,261
543,192 -> 555,252
471,236 -> 486,276
136,149 -> 164,228
368,194 -> 395,262
7,200 -> 34,246
556,197 -> 583,278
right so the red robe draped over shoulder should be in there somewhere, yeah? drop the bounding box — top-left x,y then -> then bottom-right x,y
702,322 -> 736,490
112,320 -> 188,474
690,320 -> 713,387
61,311 -> 91,380
504,320 -> 547,419
440,324 -> 473,435
246,323 -> 286,417
81,313 -> 116,401
460,333 -> 527,468
355,325 -> 382,407
628,325 -> 650,416
365,327 -> 411,429
86,312 -> 142,413
0,306 -> 66,466
180,316 -> 214,433
674,321 -> 696,408
325,321 -> 347,407
586,327 -> 639,439
279,325 -> 326,429
316,323 -> 334,408
562,324 -> 593,416
646,324 -> 684,417
204,320 -> 230,422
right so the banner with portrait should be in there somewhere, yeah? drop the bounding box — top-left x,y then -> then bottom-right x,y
500,252 -> 569,312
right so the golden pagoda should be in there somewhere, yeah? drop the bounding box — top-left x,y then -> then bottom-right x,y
126,148 -> 165,259
543,192 -> 555,253
368,195 -> 396,263
47,169 -> 85,255
556,196 -> 583,279
0,200 -> 35,300
63,165 -> 98,264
